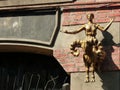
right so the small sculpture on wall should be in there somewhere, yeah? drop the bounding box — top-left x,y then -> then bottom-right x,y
61,13 -> 113,82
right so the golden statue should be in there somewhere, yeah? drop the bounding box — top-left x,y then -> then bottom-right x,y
61,13 -> 113,82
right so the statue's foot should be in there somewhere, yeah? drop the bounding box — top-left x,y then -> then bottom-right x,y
84,78 -> 89,83
91,78 -> 95,82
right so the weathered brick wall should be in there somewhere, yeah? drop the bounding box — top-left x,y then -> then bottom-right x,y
54,46 -> 120,72
54,0 -> 120,73
62,0 -> 120,26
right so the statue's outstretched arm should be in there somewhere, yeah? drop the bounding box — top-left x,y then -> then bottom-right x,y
61,25 -> 85,34
97,18 -> 114,31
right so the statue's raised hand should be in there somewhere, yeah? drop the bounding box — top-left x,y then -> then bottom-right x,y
110,18 -> 114,23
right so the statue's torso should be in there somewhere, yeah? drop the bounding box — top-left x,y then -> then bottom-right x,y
85,23 -> 97,36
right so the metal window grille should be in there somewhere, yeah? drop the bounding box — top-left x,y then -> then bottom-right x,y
0,53 -> 70,90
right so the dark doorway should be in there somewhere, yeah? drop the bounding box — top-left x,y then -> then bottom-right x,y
0,52 -> 70,90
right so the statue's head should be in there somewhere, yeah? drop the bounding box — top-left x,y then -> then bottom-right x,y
87,13 -> 94,21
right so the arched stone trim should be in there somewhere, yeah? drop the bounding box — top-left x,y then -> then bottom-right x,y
0,44 -> 53,56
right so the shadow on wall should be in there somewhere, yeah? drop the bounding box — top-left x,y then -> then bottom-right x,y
97,31 -> 120,90
101,31 -> 120,71
97,71 -> 120,90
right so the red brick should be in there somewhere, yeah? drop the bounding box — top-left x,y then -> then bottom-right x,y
54,46 -> 120,72
75,62 -> 84,67
70,12 -> 82,21
112,8 -> 120,13
110,3 -> 120,7
62,9 -> 120,26
79,66 -> 86,71
95,16 -> 112,24
114,16 -> 120,22
74,0 -> 95,4
62,63 -> 75,67
62,0 -> 120,26
111,0 -> 120,1
96,9 -> 111,13
63,12 -> 70,17
109,12 -> 120,17
75,0 -> 95,3
64,67 -> 78,72
87,0 -> 96,2
58,57 -> 74,64
74,57 -> 82,63
96,13 -> 108,19
86,10 -> 96,14
62,13 -> 71,21
110,9 -> 120,20
96,0 -> 111,2
62,63 -> 75,72
96,18 -> 110,23
109,9 -> 120,17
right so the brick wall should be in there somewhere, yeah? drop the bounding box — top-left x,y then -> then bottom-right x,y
62,0 -> 120,26
54,46 -> 120,72
53,0 -> 120,73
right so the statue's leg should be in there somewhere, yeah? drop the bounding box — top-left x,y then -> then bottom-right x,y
83,54 -> 90,83
90,63 -> 95,82
85,66 -> 89,83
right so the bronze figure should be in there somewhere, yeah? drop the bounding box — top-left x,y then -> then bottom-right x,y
61,13 -> 113,82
